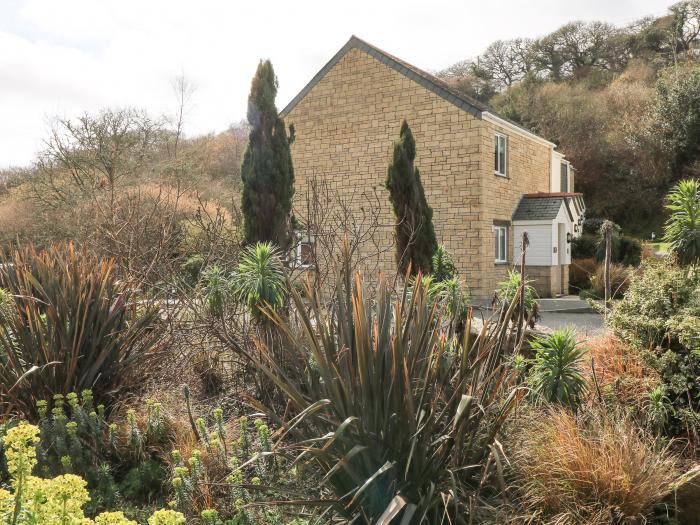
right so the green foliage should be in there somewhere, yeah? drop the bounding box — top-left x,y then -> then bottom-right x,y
0,288 -> 12,326
572,220 -> 642,266
609,259 -> 700,438
231,242 -> 287,322
386,120 -> 438,276
654,66 -> 700,178
496,270 -> 540,326
120,459 -> 167,504
250,273 -> 524,523
202,265 -> 229,317
180,254 -> 204,287
613,235 -> 642,267
645,386 -> 672,436
167,409 -> 295,524
241,60 -> 295,250
430,244 -> 457,282
411,274 -> 470,340
528,330 -> 588,410
1,392 -> 174,514
571,234 -> 597,260
0,243 -> 164,418
663,179 -> 700,265
0,422 -> 184,525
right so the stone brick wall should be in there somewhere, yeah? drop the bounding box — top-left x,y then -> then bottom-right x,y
284,47 -> 554,298
525,265 -> 570,298
479,121 -> 553,294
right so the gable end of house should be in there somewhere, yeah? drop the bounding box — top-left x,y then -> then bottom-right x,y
282,36 -> 485,120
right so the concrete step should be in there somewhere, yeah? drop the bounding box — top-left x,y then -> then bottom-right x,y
537,296 -> 599,313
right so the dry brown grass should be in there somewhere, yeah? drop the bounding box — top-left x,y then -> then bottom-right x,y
591,263 -> 632,298
0,192 -> 40,244
511,407 -> 679,524
585,335 -> 660,406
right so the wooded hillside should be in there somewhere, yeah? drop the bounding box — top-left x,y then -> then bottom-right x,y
436,0 -> 700,234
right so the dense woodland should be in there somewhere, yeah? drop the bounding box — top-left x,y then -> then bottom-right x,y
0,3 -> 700,525
435,0 -> 700,233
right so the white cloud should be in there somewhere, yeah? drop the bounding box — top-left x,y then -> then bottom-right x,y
0,0 -> 675,167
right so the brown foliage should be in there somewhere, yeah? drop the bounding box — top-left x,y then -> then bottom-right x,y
511,407 -> 679,524
585,335 -> 660,406
590,263 -> 632,298
569,257 -> 598,291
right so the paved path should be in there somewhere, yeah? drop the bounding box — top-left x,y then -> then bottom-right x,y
470,296 -> 606,337
537,311 -> 605,337
537,297 -> 605,336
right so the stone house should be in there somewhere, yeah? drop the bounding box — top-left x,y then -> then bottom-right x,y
281,36 -> 585,298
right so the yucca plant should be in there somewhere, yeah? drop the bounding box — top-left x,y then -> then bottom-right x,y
231,242 -> 287,322
528,330 -> 588,410
431,244 -> 456,283
414,275 -> 469,339
663,179 -> 700,265
250,271 -> 526,524
0,243 -> 164,418
496,270 -> 539,327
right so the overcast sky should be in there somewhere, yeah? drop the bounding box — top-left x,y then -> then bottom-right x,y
0,0 -> 676,168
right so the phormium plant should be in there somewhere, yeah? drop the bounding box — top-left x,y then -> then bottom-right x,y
0,243 -> 165,419
250,270 -> 526,523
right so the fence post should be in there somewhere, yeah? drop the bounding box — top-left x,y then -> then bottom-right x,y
601,220 -> 613,315
516,231 -> 529,343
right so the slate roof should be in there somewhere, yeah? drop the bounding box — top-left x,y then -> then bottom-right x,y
512,196 -> 566,221
280,36 -> 543,139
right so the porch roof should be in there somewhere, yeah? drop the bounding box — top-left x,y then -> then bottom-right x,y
513,194 -> 575,222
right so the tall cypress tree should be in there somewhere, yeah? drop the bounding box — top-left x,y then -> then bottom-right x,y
241,60 -> 295,250
386,120 -> 438,276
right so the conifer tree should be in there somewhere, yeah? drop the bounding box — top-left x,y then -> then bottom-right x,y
240,60 -> 295,250
386,120 -> 438,276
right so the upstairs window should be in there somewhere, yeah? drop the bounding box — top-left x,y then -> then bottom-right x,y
494,133 -> 508,177
494,226 -> 507,263
560,162 -> 569,192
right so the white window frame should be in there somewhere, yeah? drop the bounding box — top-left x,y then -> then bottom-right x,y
494,133 -> 508,177
294,235 -> 315,269
494,226 -> 508,263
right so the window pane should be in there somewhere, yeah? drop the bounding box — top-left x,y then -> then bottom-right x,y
495,229 -> 499,258
494,136 -> 499,171
500,229 -> 506,261
499,138 -> 506,175
300,242 -> 314,266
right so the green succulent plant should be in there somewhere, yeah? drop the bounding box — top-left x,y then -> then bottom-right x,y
528,329 -> 588,409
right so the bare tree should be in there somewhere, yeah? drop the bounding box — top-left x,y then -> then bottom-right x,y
170,74 -> 197,160
291,174 -> 391,296
479,38 -> 536,89
32,109 -> 164,209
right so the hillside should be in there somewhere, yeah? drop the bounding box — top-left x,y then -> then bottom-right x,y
436,1 -> 700,234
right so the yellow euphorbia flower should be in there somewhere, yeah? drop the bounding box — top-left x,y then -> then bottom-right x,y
147,509 -> 187,525
94,511 -> 138,525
